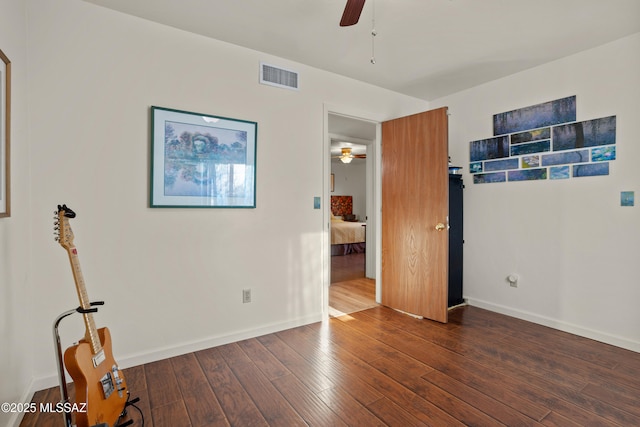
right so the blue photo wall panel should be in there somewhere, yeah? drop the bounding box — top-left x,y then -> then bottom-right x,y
493,96 -> 576,136
573,163 -> 609,177
550,166 -> 570,180
553,116 -> 616,151
592,146 -> 616,162
509,168 -> 548,182
541,150 -> 589,166
484,158 -> 519,172
621,191 -> 634,207
470,95 -> 616,184
473,172 -> 506,184
470,136 -> 509,162
511,127 -> 551,144
522,155 -> 540,168
510,140 -> 550,156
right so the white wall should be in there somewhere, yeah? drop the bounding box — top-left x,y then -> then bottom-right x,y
0,0 -> 33,425
22,0 -> 428,395
432,33 -> 640,351
331,160 -> 366,220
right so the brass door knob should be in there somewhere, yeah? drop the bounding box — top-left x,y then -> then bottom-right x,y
435,223 -> 446,231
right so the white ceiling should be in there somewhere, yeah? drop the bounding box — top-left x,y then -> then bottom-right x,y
329,113 -> 373,160
84,0 -> 640,101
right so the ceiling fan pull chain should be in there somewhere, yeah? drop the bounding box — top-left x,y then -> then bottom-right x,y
370,0 -> 377,64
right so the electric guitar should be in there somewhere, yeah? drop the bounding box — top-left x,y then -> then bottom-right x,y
55,204 -> 128,427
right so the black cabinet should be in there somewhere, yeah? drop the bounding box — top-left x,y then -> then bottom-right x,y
448,174 -> 464,307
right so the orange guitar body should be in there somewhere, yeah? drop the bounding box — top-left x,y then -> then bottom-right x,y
64,327 -> 127,427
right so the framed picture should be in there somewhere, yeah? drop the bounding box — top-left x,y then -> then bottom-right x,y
0,49 -> 10,218
150,106 -> 257,208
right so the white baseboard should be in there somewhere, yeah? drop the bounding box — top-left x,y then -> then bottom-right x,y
466,297 -> 640,353
7,379 -> 37,427
30,312 -> 323,394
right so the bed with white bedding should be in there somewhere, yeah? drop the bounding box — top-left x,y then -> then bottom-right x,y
331,217 -> 365,255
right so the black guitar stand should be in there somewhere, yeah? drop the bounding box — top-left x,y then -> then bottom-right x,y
53,302 -> 141,427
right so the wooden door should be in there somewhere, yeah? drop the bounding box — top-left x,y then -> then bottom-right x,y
381,107 -> 449,322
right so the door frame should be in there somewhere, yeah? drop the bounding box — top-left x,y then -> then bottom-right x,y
327,133 -> 375,278
323,104 -> 385,316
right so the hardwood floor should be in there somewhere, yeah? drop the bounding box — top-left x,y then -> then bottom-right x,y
21,305 -> 640,426
330,252 -> 378,317
329,277 -> 378,317
330,252 -> 366,284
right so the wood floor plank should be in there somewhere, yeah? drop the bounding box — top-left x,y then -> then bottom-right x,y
329,278 -> 378,315
398,306 -> 640,423
195,346 -> 268,427
144,358 -> 183,409
236,338 -> 290,381
342,308 -> 623,426
539,411 -> 589,427
171,353 -> 229,427
370,355 -> 538,426
369,354 -> 507,427
276,323 -> 386,406
359,309 -> 551,421
453,340 -> 640,425
217,342 -> 307,427
317,321 -> 465,426
331,252 -> 365,283
270,374 -> 348,426
420,369 -> 544,426
580,381 -> 640,418
495,333 -> 640,392
365,397 -> 429,427
453,306 -> 632,371
305,315 -> 400,363
122,364 -> 146,392
614,359 -> 640,383
151,400 -> 191,427
305,321 -> 458,425
257,333 -> 336,393
422,370 -> 548,426
121,365 -> 153,426
316,387 -> 387,427
329,253 -> 376,315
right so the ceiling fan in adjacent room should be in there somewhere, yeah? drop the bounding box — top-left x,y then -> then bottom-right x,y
333,147 -> 366,164
340,0 -> 366,26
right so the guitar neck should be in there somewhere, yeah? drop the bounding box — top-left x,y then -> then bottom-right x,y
67,245 -> 103,357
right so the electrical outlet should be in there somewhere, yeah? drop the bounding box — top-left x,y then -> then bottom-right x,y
242,289 -> 252,303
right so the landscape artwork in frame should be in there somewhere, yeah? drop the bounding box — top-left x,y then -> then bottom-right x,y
0,48 -> 10,218
150,106 -> 257,208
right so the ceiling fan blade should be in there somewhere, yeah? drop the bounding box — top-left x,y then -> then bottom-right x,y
340,0 -> 366,27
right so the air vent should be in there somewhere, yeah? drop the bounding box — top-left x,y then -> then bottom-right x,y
260,62 -> 299,91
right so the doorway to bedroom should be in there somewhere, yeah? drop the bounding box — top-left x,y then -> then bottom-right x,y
328,113 -> 378,316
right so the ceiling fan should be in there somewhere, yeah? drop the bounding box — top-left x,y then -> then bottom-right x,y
340,0 -> 366,26
333,147 -> 366,163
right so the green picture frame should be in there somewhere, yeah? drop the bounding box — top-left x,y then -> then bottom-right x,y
150,106 -> 257,208
0,48 -> 11,218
